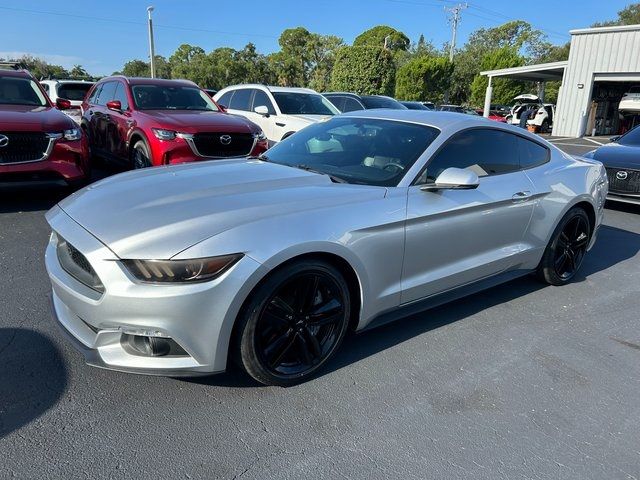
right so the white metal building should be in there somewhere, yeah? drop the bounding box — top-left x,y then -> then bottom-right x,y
481,24 -> 640,138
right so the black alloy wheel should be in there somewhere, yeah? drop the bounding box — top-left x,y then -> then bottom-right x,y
235,260 -> 351,386
537,207 -> 591,286
132,140 -> 152,169
553,215 -> 589,280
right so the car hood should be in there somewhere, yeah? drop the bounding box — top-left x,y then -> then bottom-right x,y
140,110 -> 259,133
57,159 -> 385,259
590,143 -> 640,168
0,105 -> 74,132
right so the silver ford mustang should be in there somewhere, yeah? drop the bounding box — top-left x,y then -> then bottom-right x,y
45,110 -> 608,386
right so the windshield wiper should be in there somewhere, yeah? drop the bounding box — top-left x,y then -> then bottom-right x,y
296,164 -> 348,184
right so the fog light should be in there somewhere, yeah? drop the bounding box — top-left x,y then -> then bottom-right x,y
121,334 -> 188,357
132,336 -> 171,357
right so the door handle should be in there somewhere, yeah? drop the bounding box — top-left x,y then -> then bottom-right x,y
275,122 -> 286,127
512,191 -> 532,202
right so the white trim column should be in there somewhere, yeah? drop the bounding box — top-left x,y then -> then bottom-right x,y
483,76 -> 493,117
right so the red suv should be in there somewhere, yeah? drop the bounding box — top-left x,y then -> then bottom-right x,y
0,64 -> 90,187
81,76 -> 268,168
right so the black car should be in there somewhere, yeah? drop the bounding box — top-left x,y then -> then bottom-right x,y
584,125 -> 640,205
400,101 -> 433,111
323,92 -> 407,112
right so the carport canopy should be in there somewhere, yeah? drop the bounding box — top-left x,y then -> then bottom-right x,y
479,61 -> 567,117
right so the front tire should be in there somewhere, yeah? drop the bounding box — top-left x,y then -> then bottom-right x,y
234,259 -> 351,387
537,207 -> 591,286
131,139 -> 152,169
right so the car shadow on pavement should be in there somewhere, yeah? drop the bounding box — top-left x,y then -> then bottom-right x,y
0,328 -> 67,438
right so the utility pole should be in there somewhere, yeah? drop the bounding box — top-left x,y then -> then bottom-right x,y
147,6 -> 156,78
445,3 -> 467,62
443,3 -> 467,103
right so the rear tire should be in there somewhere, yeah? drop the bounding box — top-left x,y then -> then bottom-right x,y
131,139 -> 152,169
536,207 -> 591,286
234,259 -> 351,387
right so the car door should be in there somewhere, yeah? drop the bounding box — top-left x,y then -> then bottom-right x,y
92,81 -> 117,156
105,81 -> 132,162
84,83 -> 103,150
401,128 -> 536,304
249,89 -> 277,142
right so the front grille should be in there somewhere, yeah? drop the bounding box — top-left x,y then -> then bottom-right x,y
192,132 -> 254,157
605,167 -> 640,194
0,132 -> 51,164
55,234 -> 105,293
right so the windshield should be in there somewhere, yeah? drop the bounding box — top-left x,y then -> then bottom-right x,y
132,84 -> 219,111
0,76 -> 48,106
272,92 -> 338,115
262,117 -> 439,187
617,125 -> 640,146
402,102 -> 430,110
361,96 -> 407,109
57,82 -> 93,101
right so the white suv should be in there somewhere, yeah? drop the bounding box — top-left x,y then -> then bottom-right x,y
508,94 -> 555,133
40,79 -> 94,124
214,85 -> 339,145
619,85 -> 640,112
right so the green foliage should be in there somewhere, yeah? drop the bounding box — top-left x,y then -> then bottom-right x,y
449,20 -> 546,104
354,25 -> 410,51
120,56 -> 170,79
395,56 -> 453,102
593,2 -> 640,26
469,47 -> 526,107
330,46 -> 396,95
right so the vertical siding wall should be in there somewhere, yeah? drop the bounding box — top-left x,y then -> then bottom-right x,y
554,26 -> 640,137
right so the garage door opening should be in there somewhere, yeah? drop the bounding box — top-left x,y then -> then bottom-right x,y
587,81 -> 640,136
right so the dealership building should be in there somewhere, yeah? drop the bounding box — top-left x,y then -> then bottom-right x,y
481,24 -> 640,137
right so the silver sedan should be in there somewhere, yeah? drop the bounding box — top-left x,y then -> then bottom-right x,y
45,110 -> 608,386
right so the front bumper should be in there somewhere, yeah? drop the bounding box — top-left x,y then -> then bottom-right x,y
149,135 -> 268,166
45,205 -> 267,375
0,137 -> 89,187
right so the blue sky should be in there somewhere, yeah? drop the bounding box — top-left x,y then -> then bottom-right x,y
0,0 -> 632,75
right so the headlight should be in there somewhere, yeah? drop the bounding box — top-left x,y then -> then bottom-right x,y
254,130 -> 267,141
152,128 -> 177,141
121,254 -> 243,283
63,128 -> 82,141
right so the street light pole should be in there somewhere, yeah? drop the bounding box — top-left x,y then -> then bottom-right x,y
147,6 -> 156,78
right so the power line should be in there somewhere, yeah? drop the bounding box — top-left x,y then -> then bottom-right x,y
445,3 -> 468,61
0,5 -> 278,40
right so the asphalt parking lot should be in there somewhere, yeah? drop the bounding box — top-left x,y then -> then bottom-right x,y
1,143 -> 639,480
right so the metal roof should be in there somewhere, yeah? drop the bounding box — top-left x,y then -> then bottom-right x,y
480,61 -> 568,82
570,24 -> 640,35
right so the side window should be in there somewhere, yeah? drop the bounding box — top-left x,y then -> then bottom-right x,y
217,90 -> 233,108
518,137 -> 549,169
343,97 -> 364,112
96,81 -> 117,106
326,95 -> 344,112
421,129 -> 519,183
41,83 -> 50,94
113,82 -> 129,110
88,84 -> 102,104
252,89 -> 276,114
228,88 -> 252,111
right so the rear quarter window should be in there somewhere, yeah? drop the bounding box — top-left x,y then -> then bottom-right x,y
518,137 -> 550,169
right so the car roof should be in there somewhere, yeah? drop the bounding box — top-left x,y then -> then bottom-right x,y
100,76 -> 199,87
40,79 -> 95,84
221,84 -> 318,94
0,69 -> 33,79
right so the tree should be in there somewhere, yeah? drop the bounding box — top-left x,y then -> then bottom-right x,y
69,65 -> 89,78
395,56 -> 453,102
169,44 -> 212,85
469,47 -> 526,106
330,46 -> 396,96
353,25 -> 409,51
449,20 -> 546,104
593,3 -> 640,26
4,54 -> 69,79
121,59 -> 150,77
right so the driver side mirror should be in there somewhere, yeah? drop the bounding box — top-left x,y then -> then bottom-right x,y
56,98 -> 71,110
254,105 -> 270,117
420,167 -> 480,192
106,100 -> 122,112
